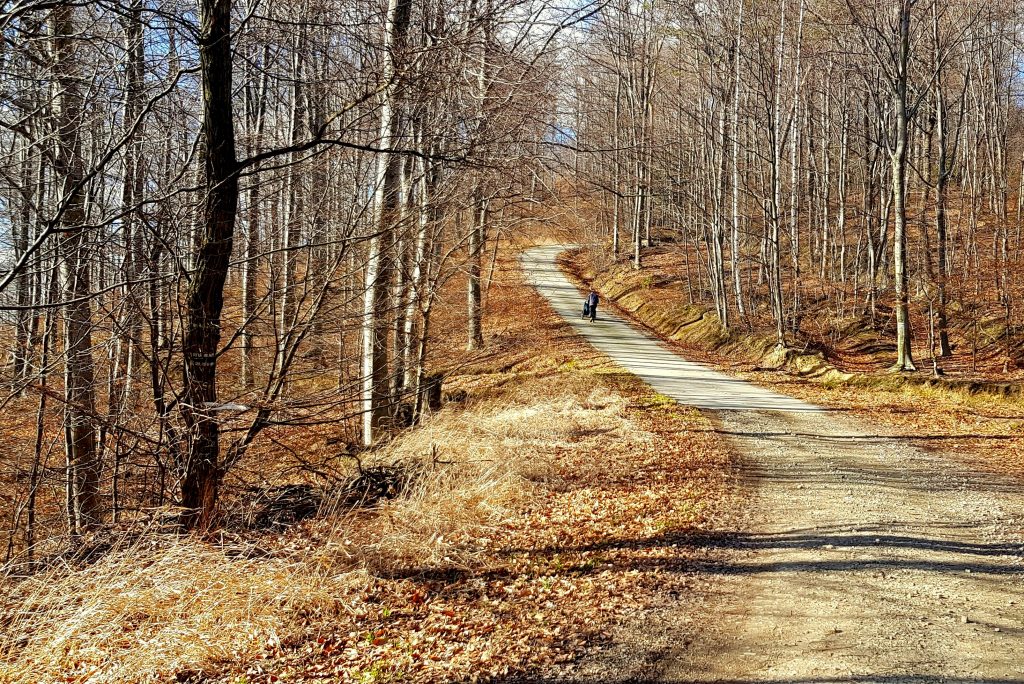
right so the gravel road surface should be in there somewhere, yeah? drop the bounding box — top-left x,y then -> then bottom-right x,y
522,245 -> 1024,683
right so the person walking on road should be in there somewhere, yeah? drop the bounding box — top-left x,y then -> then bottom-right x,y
586,289 -> 599,322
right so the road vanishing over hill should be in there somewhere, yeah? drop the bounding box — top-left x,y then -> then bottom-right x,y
522,245 -> 1024,684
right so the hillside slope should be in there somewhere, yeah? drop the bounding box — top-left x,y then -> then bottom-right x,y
0,246 -> 737,684
566,246 -> 1024,480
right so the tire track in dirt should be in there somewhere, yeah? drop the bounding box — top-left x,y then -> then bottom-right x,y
523,245 -> 1024,683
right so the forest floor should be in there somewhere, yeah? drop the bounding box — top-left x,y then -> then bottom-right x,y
5,241 -> 1024,683
528,244 -> 1024,681
0,243 -> 740,683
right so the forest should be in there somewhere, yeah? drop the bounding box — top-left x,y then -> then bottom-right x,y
570,0 -> 1023,371
0,0 -> 577,549
1,0 -> 1023,681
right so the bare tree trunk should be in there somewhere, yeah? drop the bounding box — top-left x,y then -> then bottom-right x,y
280,35 -> 305,355
12,144 -> 34,386
180,0 -> 240,528
53,5 -> 102,535
713,97 -> 730,328
786,0 -> 804,333
612,73 -> 622,257
362,0 -> 412,446
769,1 -> 787,346
403,140 -> 431,392
837,104 -> 849,287
890,1 -> 916,372
117,0 -> 147,403
932,6 -> 954,358
467,192 -> 486,350
731,0 -> 746,321
241,44 -> 269,389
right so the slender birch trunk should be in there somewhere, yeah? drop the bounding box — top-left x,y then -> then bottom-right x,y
362,0 -> 412,445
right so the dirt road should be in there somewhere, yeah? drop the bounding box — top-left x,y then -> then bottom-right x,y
522,245 -> 1024,683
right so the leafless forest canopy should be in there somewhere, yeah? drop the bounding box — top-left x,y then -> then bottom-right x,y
1,0 -> 1022,560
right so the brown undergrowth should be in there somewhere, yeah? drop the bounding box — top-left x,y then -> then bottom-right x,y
0,245 -> 735,683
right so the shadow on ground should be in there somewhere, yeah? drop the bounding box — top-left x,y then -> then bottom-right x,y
489,677 -> 1024,684
379,525 -> 1024,582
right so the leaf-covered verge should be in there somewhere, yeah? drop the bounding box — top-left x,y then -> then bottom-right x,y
568,246 -> 1024,481
0,247 -> 737,683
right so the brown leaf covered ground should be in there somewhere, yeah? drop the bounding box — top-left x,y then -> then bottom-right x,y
0,245 -> 738,683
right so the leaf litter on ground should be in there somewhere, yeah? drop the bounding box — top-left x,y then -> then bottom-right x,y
0,249 -> 737,684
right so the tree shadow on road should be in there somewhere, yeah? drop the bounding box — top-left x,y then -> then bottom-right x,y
488,676 -> 1024,684
378,525 -> 1024,582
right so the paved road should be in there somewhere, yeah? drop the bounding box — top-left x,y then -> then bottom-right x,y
523,245 -> 1024,684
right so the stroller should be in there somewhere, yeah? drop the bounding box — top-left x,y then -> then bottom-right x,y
582,301 -> 591,320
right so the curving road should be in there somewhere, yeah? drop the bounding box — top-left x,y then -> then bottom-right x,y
523,245 -> 1024,684
520,245 -> 817,413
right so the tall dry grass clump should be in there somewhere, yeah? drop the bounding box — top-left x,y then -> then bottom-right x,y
0,537 -> 348,683
0,380 -> 633,682
347,384 -> 630,572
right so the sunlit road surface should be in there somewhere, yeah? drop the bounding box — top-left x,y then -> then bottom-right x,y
521,245 -> 817,413
522,244 -> 1024,684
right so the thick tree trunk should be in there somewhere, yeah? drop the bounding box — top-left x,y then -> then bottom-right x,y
53,5 -> 102,535
933,40 -> 953,357
241,45 -> 269,389
713,100 -> 729,328
180,0 -> 239,528
787,0 -> 804,332
768,2 -> 787,346
891,1 -> 916,372
731,0 -> 746,321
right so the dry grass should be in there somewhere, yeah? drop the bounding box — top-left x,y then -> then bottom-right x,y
352,389 -> 629,573
0,380 -> 637,683
0,539 -> 340,683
